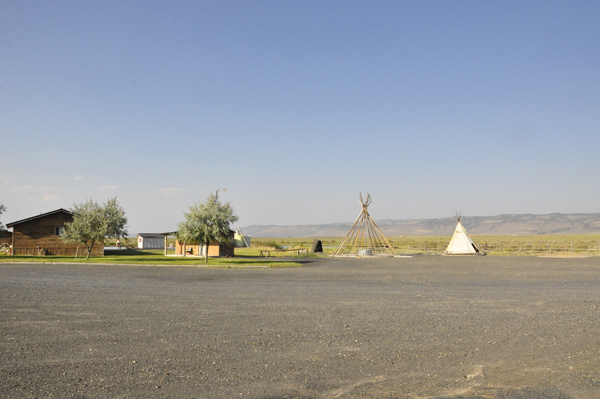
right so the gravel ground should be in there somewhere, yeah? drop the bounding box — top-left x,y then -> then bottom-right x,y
1,256 -> 599,398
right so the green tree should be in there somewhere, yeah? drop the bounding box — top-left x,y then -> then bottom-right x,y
177,193 -> 238,263
62,197 -> 128,259
0,203 -> 6,232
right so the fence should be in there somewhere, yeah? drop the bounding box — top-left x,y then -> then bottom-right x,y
389,241 -> 600,256
11,246 -> 103,256
249,238 -> 600,256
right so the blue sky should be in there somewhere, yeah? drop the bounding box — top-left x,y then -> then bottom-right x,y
1,1 -> 599,234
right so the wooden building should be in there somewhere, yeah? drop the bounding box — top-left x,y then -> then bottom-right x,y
6,209 -> 104,256
174,229 -> 235,257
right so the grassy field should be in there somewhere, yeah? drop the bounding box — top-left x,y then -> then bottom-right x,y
252,235 -> 600,256
470,234 -> 600,255
0,248 -> 304,267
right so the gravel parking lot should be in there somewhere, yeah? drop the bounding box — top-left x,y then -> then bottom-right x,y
1,256 -> 599,398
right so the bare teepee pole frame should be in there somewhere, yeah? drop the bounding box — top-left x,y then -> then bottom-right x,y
333,192 -> 397,257
454,210 -> 462,223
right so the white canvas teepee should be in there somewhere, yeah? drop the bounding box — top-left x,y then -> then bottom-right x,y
333,192 -> 396,257
445,214 -> 480,255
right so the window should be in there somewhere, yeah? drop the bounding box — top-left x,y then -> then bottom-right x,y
54,227 -> 64,236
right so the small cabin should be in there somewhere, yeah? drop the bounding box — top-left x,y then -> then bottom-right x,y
6,209 -> 104,256
175,229 -> 235,257
137,233 -> 164,249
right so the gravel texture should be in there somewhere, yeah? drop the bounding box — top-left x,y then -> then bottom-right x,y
1,256 -> 599,398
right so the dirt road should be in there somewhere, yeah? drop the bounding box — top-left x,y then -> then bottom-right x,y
1,256 -> 599,398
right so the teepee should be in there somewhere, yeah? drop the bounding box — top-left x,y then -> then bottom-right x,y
333,192 -> 396,257
445,213 -> 480,255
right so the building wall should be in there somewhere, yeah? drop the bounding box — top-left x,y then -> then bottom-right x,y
11,212 -> 103,256
215,240 -> 235,257
137,236 -> 164,249
175,231 -> 235,257
175,242 -> 205,256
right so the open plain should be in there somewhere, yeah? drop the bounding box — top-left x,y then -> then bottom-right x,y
1,256 -> 599,398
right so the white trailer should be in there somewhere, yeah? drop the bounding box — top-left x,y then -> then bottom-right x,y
137,233 -> 165,249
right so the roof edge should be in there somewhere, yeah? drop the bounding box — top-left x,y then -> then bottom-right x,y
6,208 -> 73,228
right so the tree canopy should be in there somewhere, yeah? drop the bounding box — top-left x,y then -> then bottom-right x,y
177,193 -> 238,263
62,197 -> 128,259
0,203 -> 6,232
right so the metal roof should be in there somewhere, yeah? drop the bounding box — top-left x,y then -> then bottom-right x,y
136,233 -> 168,238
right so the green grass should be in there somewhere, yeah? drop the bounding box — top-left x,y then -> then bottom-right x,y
234,247 -> 323,258
252,235 -> 600,256
251,237 -> 341,254
0,248 -> 302,267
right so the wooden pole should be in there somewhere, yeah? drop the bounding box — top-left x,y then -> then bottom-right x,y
333,193 -> 396,256
334,206 -> 363,256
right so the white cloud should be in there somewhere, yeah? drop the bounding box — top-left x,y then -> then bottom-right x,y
73,176 -> 84,181
153,187 -> 190,198
9,186 -> 59,204
12,185 -> 53,193
42,194 -> 59,202
98,185 -> 118,191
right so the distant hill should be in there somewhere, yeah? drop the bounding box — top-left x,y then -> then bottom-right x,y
242,213 -> 600,237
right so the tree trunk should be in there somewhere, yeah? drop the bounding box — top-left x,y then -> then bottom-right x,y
86,240 -> 95,260
205,240 -> 209,264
